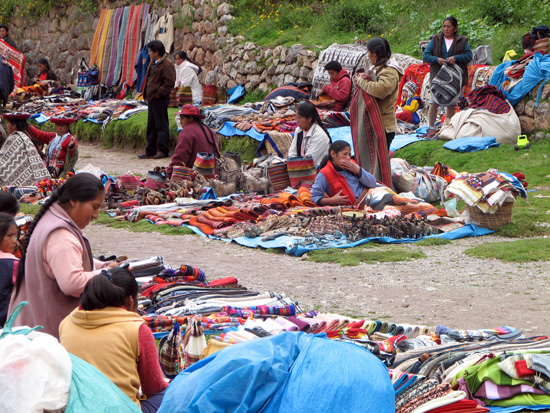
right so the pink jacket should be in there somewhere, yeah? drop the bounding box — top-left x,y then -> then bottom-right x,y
322,68 -> 352,111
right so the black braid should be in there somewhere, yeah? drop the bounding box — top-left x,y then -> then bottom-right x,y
312,110 -> 332,143
296,101 -> 332,143
13,190 -> 60,297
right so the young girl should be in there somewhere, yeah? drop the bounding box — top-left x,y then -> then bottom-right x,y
310,141 -> 377,206
0,212 -> 18,326
396,81 -> 424,125
59,267 -> 167,412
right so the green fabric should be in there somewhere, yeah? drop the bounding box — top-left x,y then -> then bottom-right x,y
65,354 -> 141,413
485,393 -> 550,407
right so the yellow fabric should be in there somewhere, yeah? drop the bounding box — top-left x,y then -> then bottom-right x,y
97,9 -> 113,71
200,337 -> 233,359
402,96 -> 420,113
59,307 -> 145,406
503,50 -> 518,62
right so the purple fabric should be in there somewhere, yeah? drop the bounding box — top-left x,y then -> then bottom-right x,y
286,316 -> 310,332
474,379 -> 545,400
141,389 -> 165,413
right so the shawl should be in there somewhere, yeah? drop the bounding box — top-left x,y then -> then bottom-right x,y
350,83 -> 393,188
0,131 -> 50,186
319,160 -> 356,205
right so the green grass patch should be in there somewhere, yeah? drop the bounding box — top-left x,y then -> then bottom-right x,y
307,245 -> 426,266
464,238 -> 550,262
415,237 -> 452,246
219,135 -> 259,163
93,212 -> 195,236
18,203 -> 41,215
239,89 -> 268,104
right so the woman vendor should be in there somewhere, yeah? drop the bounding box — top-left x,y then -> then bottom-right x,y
9,173 -> 119,338
174,51 -> 202,105
311,141 -> 377,206
28,117 -> 78,178
288,101 -> 331,166
0,112 -> 50,186
22,58 -> 57,95
321,61 -> 352,112
60,267 -> 167,412
166,105 -> 220,180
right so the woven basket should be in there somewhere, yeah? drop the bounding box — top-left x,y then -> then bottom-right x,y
466,201 -> 514,230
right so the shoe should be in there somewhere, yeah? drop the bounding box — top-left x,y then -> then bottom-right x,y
138,153 -> 155,159
153,152 -> 169,159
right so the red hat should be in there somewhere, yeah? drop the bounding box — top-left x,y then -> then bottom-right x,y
50,117 -> 77,124
177,105 -> 205,119
1,112 -> 31,120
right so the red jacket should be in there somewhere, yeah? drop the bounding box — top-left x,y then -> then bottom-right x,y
167,120 -> 220,179
28,125 -> 78,169
322,68 -> 352,111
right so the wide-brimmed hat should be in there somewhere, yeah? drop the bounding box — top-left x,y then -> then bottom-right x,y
177,105 -> 205,119
50,117 -> 77,125
1,112 -> 31,121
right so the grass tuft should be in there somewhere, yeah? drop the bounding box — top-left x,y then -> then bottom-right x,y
464,238 -> 550,262
307,245 -> 426,266
93,213 -> 195,236
415,238 -> 452,246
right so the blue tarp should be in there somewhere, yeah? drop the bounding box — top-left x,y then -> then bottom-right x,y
30,113 -> 50,124
390,134 -> 430,152
218,121 -> 266,142
227,84 -> 246,103
443,136 -> 500,152
489,407 -> 550,413
158,332 -> 394,413
327,126 -> 355,155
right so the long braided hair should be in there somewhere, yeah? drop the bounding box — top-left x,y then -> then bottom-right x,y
13,173 -> 104,297
296,101 -> 332,142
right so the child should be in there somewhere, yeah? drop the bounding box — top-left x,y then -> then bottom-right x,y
59,267 -> 168,412
0,212 -> 18,326
396,81 -> 423,125
310,141 -> 377,206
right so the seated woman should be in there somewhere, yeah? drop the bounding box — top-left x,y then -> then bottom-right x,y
396,81 -> 423,125
288,101 -> 331,166
21,58 -> 57,96
320,61 -> 352,111
174,51 -> 202,105
0,113 -> 50,186
59,267 -> 168,412
311,141 -> 377,206
27,117 -> 78,178
166,105 -> 219,180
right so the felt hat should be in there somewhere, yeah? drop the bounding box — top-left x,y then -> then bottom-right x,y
1,112 -> 31,121
403,81 -> 417,96
50,117 -> 77,124
177,105 -> 205,119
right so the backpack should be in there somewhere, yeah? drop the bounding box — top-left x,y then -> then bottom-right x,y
430,63 -> 463,106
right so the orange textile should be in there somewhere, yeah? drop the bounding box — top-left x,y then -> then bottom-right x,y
189,218 -> 215,235
298,187 -> 317,207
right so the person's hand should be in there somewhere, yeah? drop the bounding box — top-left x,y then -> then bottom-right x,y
437,58 -> 446,65
104,261 -> 121,269
340,159 -> 360,174
68,136 -> 77,147
446,56 -> 456,65
330,190 -> 349,205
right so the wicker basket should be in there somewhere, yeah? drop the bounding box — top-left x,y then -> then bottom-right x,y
465,201 -> 514,230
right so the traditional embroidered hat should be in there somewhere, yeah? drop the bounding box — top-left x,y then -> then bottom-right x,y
403,81 -> 417,96
177,105 -> 205,119
1,112 -> 31,120
49,117 -> 77,124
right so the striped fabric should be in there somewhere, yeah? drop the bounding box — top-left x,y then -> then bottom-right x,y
178,86 -> 193,106
267,161 -> 290,192
202,84 -> 217,106
171,164 -> 195,181
217,87 -> 227,104
96,9 -> 112,76
89,9 -> 107,66
286,155 -> 317,189
0,40 -> 25,90
169,88 -> 178,107
193,152 -> 216,178
112,6 -> 130,86
104,7 -> 124,87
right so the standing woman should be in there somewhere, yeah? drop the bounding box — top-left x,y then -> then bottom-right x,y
423,16 -> 472,129
287,101 -> 331,166
9,173 -> 119,338
351,37 -> 402,188
174,51 -> 202,105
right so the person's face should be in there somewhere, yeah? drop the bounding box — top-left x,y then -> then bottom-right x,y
149,48 -> 160,61
0,28 -> 7,39
296,112 -> 313,131
55,124 -> 69,136
174,55 -> 184,66
402,89 -> 409,101
179,115 -> 193,127
442,20 -> 457,38
331,146 -> 352,168
327,69 -> 338,81
67,191 -> 105,229
367,49 -> 377,65
6,120 -> 15,135
0,223 -> 18,254
38,63 -> 47,73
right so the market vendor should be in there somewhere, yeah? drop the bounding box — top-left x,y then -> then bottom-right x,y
288,101 -> 331,166
0,112 -> 51,186
320,61 -> 352,112
28,117 -> 78,178
21,58 -> 57,96
310,140 -> 376,206
166,105 -> 220,180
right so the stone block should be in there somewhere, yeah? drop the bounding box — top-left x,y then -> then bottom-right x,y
205,70 -> 217,84
524,100 -> 535,117
260,70 -> 267,81
272,46 -> 282,58
245,61 -> 257,74
290,64 -> 300,77
266,64 -> 276,76
275,64 -> 285,75
534,101 -> 550,131
535,131 -> 546,141
57,34 -> 70,53
248,75 -> 260,88
286,44 -> 304,64
229,68 -> 238,79
203,20 -> 213,34
264,49 -> 272,59
194,48 -> 206,66
258,82 -> 269,93
194,7 -> 203,21
519,115 -> 535,134
227,79 -> 238,89
203,4 -> 213,20
183,33 -> 195,51
217,3 -> 233,17
218,26 -> 228,37
215,36 -> 227,49
273,74 -> 285,87
243,50 -> 256,61
514,100 -> 525,115
219,15 -> 233,25
542,84 -> 550,100
299,66 -> 310,79
284,74 -> 296,84
212,51 -> 224,68
280,47 -> 287,62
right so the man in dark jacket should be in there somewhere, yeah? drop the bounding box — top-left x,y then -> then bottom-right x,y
0,56 -> 14,108
138,40 -> 176,159
0,25 -> 17,51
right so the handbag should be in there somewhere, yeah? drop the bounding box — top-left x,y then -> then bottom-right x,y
430,63 -> 463,106
159,322 -> 183,378
181,315 -> 206,370
286,155 -> 317,189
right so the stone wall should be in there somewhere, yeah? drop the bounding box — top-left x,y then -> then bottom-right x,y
513,84 -> 550,140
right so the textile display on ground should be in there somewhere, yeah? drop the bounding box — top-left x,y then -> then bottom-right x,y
0,38 -> 26,91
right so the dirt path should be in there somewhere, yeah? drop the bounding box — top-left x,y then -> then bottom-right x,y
77,142 -> 549,334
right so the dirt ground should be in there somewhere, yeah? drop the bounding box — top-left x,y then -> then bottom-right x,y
77,142 -> 550,335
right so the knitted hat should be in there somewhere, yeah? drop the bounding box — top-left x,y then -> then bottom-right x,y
403,81 -> 417,96
177,105 -> 205,119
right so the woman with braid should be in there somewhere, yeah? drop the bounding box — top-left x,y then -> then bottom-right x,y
288,101 -> 331,166
8,173 -> 119,338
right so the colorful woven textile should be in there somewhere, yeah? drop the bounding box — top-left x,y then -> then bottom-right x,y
0,40 -> 25,91
90,9 -> 107,67
286,156 -> 317,189
350,86 -> 393,188
0,132 -> 51,186
222,305 -> 296,317
466,85 -> 511,114
112,6 -> 130,87
202,84 -> 217,106
193,152 -> 216,178
177,86 -> 193,106
396,63 -> 430,111
104,7 -> 124,87
267,162 -> 290,192
171,163 -> 195,182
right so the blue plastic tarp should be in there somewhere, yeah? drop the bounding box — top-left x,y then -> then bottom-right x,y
327,126 -> 355,155
30,113 -> 50,124
158,332 -> 394,413
227,84 -> 245,103
390,134 -> 430,152
218,121 -> 266,142
443,136 -> 500,152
